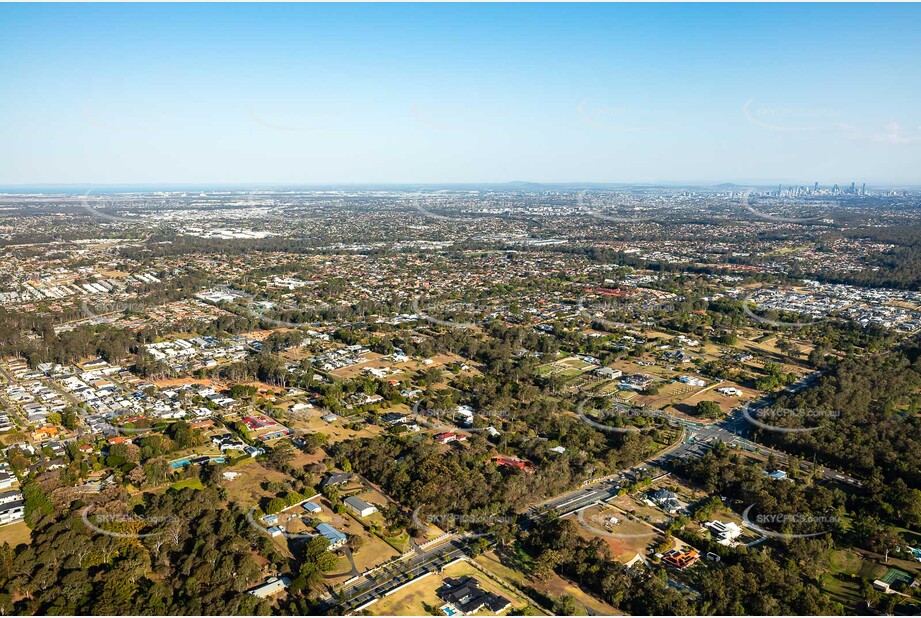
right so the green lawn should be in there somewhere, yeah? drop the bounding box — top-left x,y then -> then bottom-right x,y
821,572 -> 862,610
380,529 -> 411,553
822,549 -> 887,613
535,364 -> 559,377
828,549 -> 864,575
170,478 -> 205,491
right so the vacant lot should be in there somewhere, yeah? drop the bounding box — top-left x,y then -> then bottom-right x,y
821,549 -> 887,611
566,503 -> 664,563
284,409 -> 385,445
476,547 -> 625,616
0,521 -> 30,547
221,460 -> 294,507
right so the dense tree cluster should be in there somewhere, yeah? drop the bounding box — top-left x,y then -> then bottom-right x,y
0,487 -> 283,615
756,343 -> 921,524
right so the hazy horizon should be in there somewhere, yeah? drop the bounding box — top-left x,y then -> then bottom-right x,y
2,179 -> 918,195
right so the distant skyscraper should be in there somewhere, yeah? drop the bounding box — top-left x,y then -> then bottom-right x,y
862,182 -> 866,195
814,181 -> 819,193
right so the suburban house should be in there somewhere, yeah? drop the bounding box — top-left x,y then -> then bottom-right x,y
435,432 -> 466,445
0,471 -> 17,490
0,500 -> 24,525
705,520 -> 743,545
436,576 -> 511,615
765,469 -> 790,481
661,548 -> 700,569
243,445 -> 264,458
30,425 -> 59,442
620,373 -> 655,391
0,490 -> 22,506
664,350 -> 694,364
495,457 -> 534,472
344,496 -> 378,518
454,405 -> 475,426
320,472 -> 354,488
316,523 -> 348,550
381,412 -> 410,426
648,488 -> 684,514
624,553 -> 650,570
247,576 -> 291,599
594,367 -> 623,380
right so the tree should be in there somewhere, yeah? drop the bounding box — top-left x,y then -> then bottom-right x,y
301,433 -> 328,455
61,408 -> 79,430
694,400 -> 722,418
265,497 -> 287,514
268,440 -> 296,469
552,595 -> 583,616
230,384 -> 258,399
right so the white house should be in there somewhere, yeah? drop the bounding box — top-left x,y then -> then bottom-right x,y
0,500 -> 24,525
248,576 -> 291,598
0,472 -> 17,491
705,520 -> 743,545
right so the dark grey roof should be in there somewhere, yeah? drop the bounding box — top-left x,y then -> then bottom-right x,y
320,472 -> 353,487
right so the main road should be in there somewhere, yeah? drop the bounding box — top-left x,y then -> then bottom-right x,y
336,537 -> 467,613
532,371 -> 860,523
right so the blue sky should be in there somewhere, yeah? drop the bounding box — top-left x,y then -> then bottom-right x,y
1,3 -> 920,186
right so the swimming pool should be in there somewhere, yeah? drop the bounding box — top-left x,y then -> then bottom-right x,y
170,456 -> 226,468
